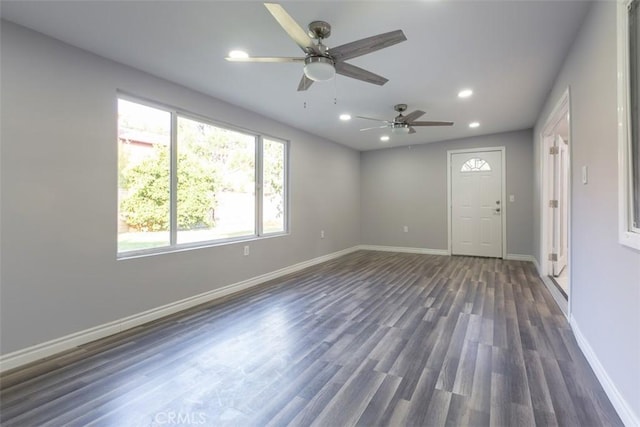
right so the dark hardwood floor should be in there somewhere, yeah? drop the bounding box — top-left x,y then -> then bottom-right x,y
0,251 -> 623,426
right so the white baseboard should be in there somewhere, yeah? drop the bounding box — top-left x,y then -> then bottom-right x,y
505,253 -> 536,262
525,254 -> 567,315
359,247 -> 538,262
358,244 -> 449,256
541,275 -> 568,315
570,316 -> 640,427
0,246 -> 359,373
531,256 -> 541,273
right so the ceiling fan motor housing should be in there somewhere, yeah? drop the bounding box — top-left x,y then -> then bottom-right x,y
308,21 -> 332,40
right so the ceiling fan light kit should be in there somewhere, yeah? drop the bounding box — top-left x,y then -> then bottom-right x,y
391,123 -> 411,134
303,56 -> 335,81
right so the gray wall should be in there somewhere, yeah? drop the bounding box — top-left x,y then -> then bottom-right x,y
533,2 -> 640,420
0,22 -> 360,355
360,129 -> 534,256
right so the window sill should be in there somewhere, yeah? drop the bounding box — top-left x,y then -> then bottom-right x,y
117,231 -> 289,260
620,230 -> 640,251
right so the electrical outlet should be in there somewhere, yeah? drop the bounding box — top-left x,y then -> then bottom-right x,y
509,194 -> 515,202
320,230 -> 325,239
243,245 -> 249,256
403,225 -> 409,233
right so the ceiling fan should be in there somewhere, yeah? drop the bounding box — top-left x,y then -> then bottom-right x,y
225,3 -> 407,91
357,104 -> 454,134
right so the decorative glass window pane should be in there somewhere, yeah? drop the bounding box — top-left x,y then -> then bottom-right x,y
461,157 -> 492,172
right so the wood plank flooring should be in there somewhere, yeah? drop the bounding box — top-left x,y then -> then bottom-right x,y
0,251 -> 623,426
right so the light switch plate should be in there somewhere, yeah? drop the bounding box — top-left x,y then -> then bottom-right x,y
582,165 -> 588,184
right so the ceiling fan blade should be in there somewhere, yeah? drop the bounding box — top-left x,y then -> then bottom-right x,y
335,62 -> 388,86
410,120 -> 454,126
360,125 -> 389,132
264,3 -> 316,53
402,110 -> 426,123
330,30 -> 407,62
408,127 -> 417,134
355,115 -> 389,123
297,74 -> 314,91
225,56 -> 305,63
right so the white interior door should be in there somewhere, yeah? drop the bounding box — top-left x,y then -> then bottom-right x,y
553,135 -> 569,276
451,151 -> 503,257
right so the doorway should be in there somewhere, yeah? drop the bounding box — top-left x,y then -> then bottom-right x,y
541,89 -> 571,313
448,147 -> 506,258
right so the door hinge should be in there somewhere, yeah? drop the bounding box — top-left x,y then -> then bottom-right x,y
549,146 -> 559,155
549,199 -> 559,208
548,253 -> 558,262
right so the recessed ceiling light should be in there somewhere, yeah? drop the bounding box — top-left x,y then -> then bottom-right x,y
458,89 -> 473,98
339,114 -> 351,121
228,50 -> 249,59
380,135 -> 390,142
469,121 -> 480,128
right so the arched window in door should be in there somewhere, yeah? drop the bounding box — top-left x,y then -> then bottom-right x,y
460,157 -> 492,172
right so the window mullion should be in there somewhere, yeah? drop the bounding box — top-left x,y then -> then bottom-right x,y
256,135 -> 264,237
170,111 -> 178,246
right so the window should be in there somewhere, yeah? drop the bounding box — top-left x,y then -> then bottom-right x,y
117,99 -> 171,252
618,0 -> 640,250
117,97 -> 288,256
176,117 -> 256,244
460,157 -> 492,172
262,139 -> 287,234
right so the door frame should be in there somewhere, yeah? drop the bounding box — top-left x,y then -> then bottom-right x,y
447,146 -> 507,258
553,134 -> 569,276
539,88 -> 572,316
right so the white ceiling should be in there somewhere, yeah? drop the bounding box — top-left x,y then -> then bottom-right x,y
0,1 -> 591,151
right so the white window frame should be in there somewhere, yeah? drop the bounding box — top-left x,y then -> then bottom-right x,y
260,137 -> 290,236
617,0 -> 640,250
117,94 -> 289,258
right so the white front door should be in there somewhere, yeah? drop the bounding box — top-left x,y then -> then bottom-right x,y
451,150 -> 503,257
